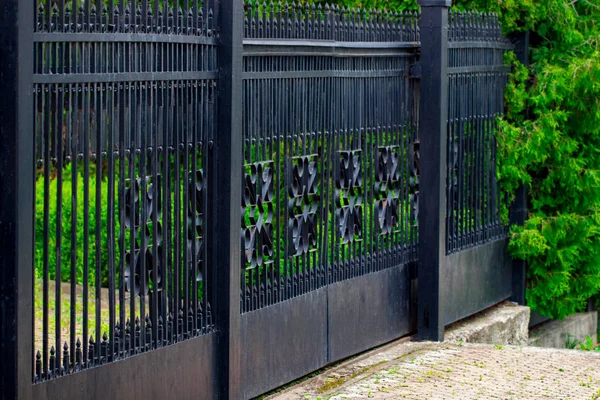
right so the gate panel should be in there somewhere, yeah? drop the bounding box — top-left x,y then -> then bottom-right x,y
443,12 -> 515,324
30,1 -> 219,397
240,4 -> 420,397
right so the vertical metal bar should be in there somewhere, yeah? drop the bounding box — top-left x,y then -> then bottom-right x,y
107,78 -> 116,361
55,81 -> 64,376
82,79 -> 91,364
150,51 -> 159,347
417,0 -> 450,342
42,84 -> 50,376
183,80 -> 190,337
118,42 -> 127,354
0,0 -> 34,394
142,0 -> 148,33
137,46 -> 147,351
94,80 -> 102,358
166,42 -> 175,345
191,58 -> 198,333
161,40 -> 170,342
69,80 -> 77,367
128,55 -> 137,353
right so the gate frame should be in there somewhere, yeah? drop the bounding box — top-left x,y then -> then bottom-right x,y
417,0 -> 451,342
0,0 -> 35,398
213,0 -> 244,398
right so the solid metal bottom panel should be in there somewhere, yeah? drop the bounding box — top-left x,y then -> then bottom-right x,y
328,264 -> 412,363
529,310 -> 551,328
443,239 -> 513,325
241,289 -> 328,400
32,333 -> 217,400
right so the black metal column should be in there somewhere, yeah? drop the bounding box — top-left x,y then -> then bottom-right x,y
510,31 -> 530,306
417,0 -> 451,342
214,0 -> 244,398
0,0 -> 34,399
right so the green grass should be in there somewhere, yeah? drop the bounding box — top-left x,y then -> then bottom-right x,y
34,279 -> 115,354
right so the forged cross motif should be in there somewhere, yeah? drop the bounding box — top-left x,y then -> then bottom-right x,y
336,150 -> 363,244
122,175 -> 163,297
375,146 -> 400,192
375,146 -> 400,235
187,169 -> 205,283
288,155 -> 319,256
242,161 -> 274,269
409,140 -> 420,227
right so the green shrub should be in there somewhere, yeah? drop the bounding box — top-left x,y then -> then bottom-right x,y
494,1 -> 600,319
449,0 -> 600,319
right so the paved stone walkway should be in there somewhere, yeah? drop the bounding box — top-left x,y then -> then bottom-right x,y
271,341 -> 600,400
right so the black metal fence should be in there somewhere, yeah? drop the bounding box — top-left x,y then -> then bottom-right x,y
0,0 -> 524,399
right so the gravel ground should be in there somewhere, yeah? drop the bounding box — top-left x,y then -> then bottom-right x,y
270,341 -> 600,400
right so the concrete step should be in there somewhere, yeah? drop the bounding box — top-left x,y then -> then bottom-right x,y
444,301 -> 530,346
529,311 -> 598,349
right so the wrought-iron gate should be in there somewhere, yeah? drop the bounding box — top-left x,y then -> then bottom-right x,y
0,0 -> 523,399
239,6 -> 420,397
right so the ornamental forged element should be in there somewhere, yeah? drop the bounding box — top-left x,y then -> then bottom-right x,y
409,140 -> 420,227
335,150 -> 363,244
187,170 -> 205,283
122,175 -> 163,297
375,146 -> 400,235
288,155 -> 319,257
242,161 -> 274,269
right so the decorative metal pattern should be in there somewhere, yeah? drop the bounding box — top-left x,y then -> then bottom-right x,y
409,140 -> 420,229
122,175 -> 163,297
375,146 -> 399,235
243,0 -> 420,42
288,155 -> 319,257
36,0 -> 215,36
187,169 -> 205,283
242,161 -> 275,270
336,150 -> 363,244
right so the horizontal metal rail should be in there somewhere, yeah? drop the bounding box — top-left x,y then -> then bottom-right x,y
243,39 -> 420,57
33,32 -> 218,45
243,69 -> 406,80
244,39 -> 420,48
33,71 -> 217,84
448,41 -> 513,50
447,65 -> 511,75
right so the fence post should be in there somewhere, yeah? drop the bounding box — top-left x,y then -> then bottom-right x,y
417,0 -> 451,342
214,0 -> 244,398
510,190 -> 527,305
0,0 -> 34,399
509,31 -> 530,306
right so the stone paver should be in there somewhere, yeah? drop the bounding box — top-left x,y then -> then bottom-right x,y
272,342 -> 600,400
